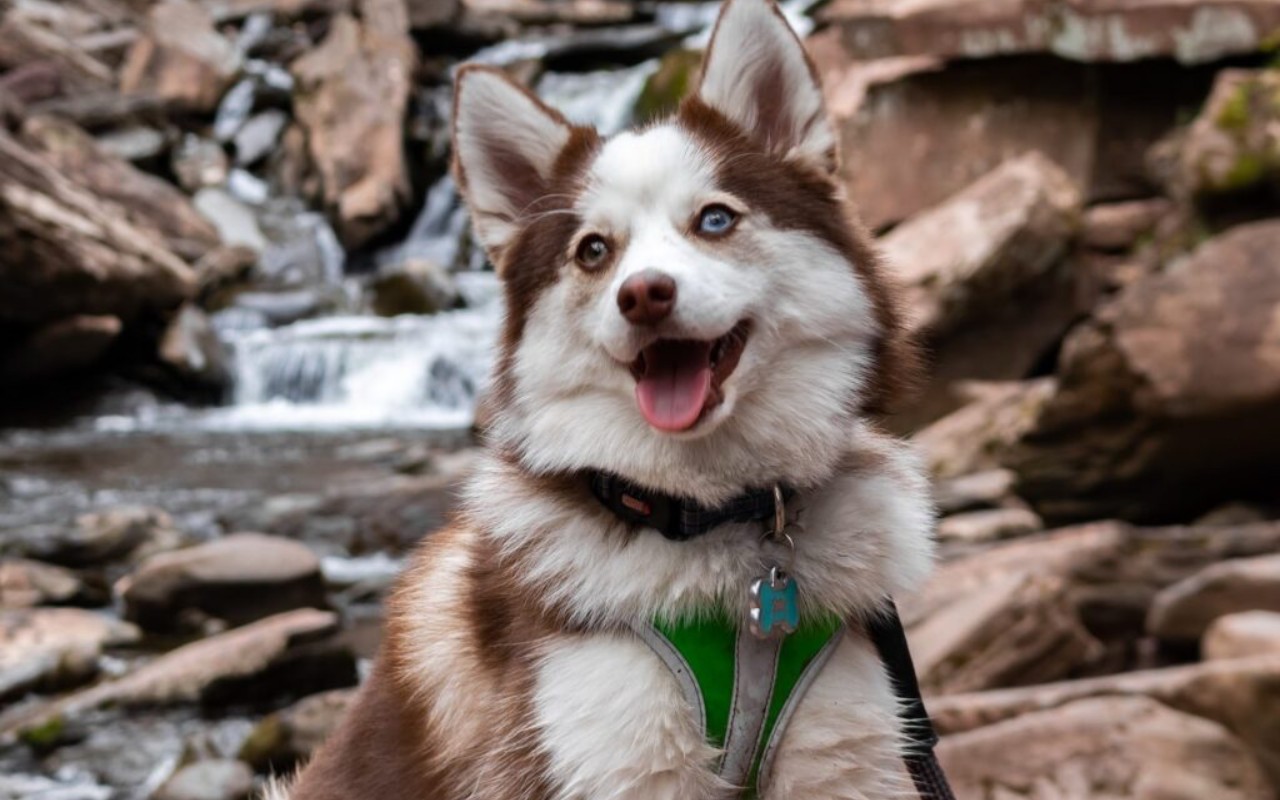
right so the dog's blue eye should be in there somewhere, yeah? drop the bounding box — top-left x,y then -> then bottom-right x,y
697,204 -> 737,236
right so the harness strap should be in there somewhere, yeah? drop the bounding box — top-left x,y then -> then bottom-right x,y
867,603 -> 956,800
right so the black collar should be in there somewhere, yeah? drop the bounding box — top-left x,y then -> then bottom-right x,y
589,471 -> 788,541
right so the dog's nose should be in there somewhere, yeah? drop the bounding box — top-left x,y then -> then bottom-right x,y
617,270 -> 677,325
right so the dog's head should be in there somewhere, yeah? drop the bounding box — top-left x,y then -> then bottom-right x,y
453,0 -> 917,504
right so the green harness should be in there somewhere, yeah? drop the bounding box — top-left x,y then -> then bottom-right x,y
635,611 -> 844,796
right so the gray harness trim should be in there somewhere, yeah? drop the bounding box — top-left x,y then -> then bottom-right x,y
755,624 -> 846,791
629,622 -> 706,736
718,627 -> 782,787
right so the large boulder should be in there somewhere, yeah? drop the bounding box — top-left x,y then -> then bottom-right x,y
882,153 -> 1084,423
819,0 -> 1280,65
1008,220 -> 1280,524
0,130 -> 195,329
118,0 -> 242,114
0,608 -> 140,701
1147,555 -> 1280,643
938,696 -> 1272,800
1205,611 -> 1280,661
1166,68 -> 1280,199
290,0 -> 415,248
20,115 -> 220,262
118,533 -> 326,632
0,315 -> 122,386
930,655 -> 1280,787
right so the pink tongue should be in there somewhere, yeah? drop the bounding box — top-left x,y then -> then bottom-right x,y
635,342 -> 713,432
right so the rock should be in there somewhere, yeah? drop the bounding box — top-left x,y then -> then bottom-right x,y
119,0 -> 243,114
911,569 -> 1103,694
0,608 -> 140,701
937,696 -> 1272,800
1008,220 -> 1280,524
240,687 -> 355,770
1170,68 -> 1280,198
0,11 -> 113,96
290,4 -> 415,248
820,0 -> 1280,65
194,188 -> 268,252
369,260 -> 458,317
19,115 -> 220,263
0,129 -> 195,329
36,506 -> 186,568
1082,198 -> 1172,251
0,559 -> 85,609
407,0 -> 460,28
0,315 -> 121,386
881,153 -> 1087,423
154,759 -> 254,800
913,379 -> 1055,480
12,609 -> 355,720
1148,554 -> 1280,643
907,521 -> 1280,670
95,125 -> 169,165
933,469 -> 1016,515
937,507 -> 1043,544
928,655 -> 1280,787
0,61 -> 63,107
885,152 -> 1081,338
233,109 -> 288,167
1204,611 -> 1280,661
173,135 -> 231,194
118,533 -> 326,632
157,304 -> 233,399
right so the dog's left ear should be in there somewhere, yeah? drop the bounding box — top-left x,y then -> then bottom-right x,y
695,0 -> 837,173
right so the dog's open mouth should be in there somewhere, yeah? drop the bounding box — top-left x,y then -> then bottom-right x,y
628,320 -> 751,432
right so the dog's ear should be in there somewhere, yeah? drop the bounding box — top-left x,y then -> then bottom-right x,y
452,66 -> 574,263
695,0 -> 837,173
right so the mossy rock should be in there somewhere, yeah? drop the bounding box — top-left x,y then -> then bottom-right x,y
634,50 -> 702,125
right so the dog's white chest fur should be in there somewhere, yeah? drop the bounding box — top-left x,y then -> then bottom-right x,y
532,629 -> 909,799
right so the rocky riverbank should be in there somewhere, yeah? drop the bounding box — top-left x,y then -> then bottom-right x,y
4,0 -> 1280,798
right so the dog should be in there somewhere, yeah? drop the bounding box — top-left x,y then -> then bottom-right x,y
271,0 -> 936,797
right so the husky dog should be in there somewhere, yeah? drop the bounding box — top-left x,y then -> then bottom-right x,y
274,0 -> 935,797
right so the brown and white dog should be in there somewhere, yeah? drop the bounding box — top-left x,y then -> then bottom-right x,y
271,0 -> 935,797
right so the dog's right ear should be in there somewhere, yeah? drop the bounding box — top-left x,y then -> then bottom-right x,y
452,66 -> 574,265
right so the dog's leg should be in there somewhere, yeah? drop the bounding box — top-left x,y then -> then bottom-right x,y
760,632 -> 914,800
532,632 -> 730,800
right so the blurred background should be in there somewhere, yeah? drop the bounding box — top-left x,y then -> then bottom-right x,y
3,0 -> 1280,797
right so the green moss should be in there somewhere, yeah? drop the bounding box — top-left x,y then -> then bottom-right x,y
1219,151 -> 1270,191
238,715 -> 284,768
633,50 -> 702,125
1216,83 -> 1252,132
20,716 -> 65,753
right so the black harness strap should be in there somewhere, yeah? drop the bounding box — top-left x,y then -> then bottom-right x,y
867,602 -> 956,800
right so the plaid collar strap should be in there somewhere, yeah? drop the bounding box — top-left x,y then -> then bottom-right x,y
588,472 -> 788,542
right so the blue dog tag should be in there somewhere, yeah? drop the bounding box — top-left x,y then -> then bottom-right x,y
748,567 -> 799,640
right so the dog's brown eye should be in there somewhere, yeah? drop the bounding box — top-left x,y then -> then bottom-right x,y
575,234 -> 610,271
697,204 -> 738,237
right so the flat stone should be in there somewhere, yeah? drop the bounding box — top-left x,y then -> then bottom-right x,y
0,559 -> 84,609
194,188 -> 268,252
1148,554 -> 1280,643
938,695 -> 1272,800
933,469 -> 1017,515
820,0 -> 1280,65
118,533 -> 326,632
1204,611 -> 1280,661
233,109 -> 288,167
1082,198 -> 1172,251
240,687 -> 355,770
155,759 -> 254,800
913,379 -> 1055,480
0,608 -> 140,701
937,507 -> 1043,544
